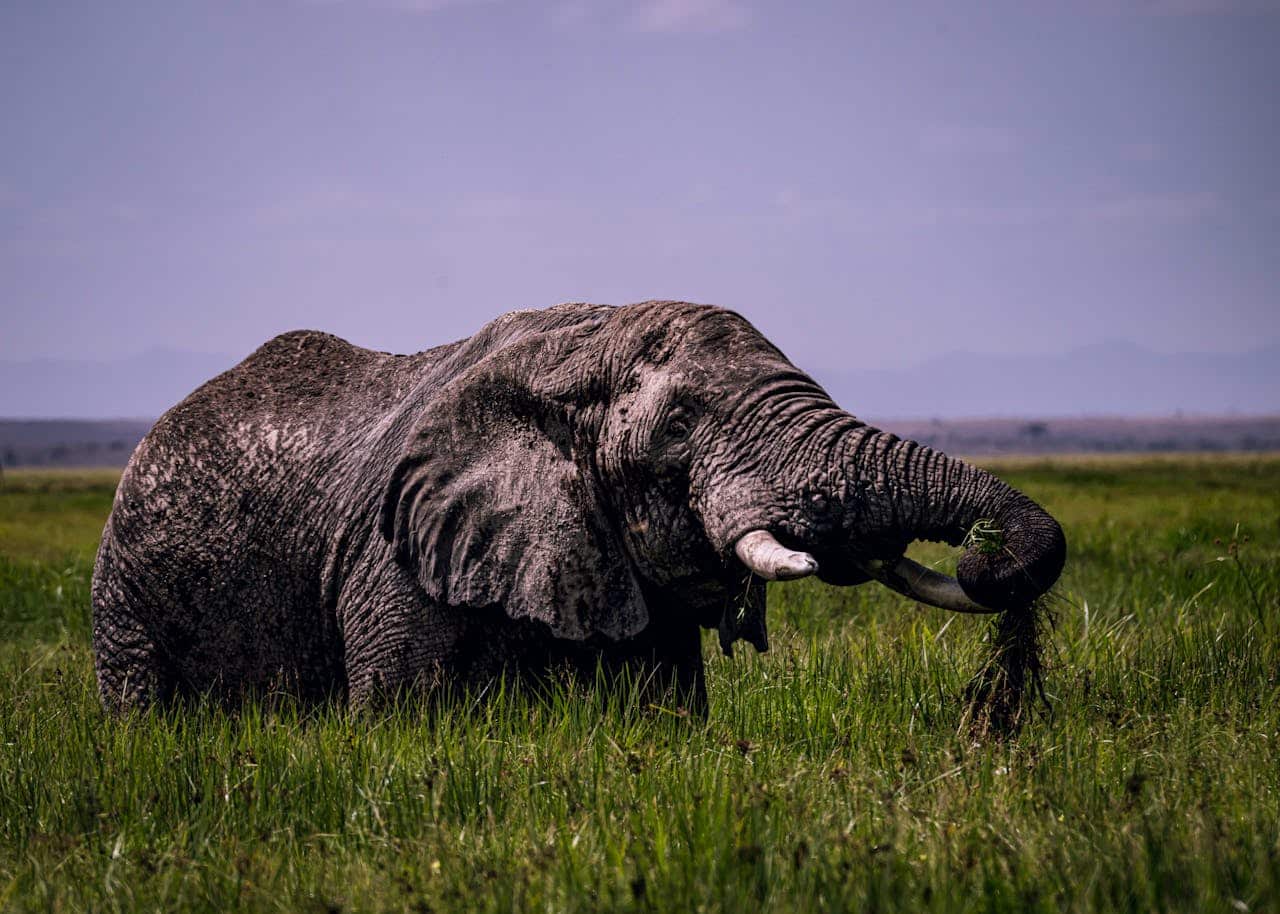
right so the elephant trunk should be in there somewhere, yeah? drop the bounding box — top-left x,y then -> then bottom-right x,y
836,426 -> 1066,610
951,486 -> 1067,610
723,420 -> 1066,613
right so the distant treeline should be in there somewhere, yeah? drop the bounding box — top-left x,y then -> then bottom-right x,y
0,420 -> 154,469
3,416 -> 1280,470
882,415 -> 1280,456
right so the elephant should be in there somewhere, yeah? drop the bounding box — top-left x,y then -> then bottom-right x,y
91,301 -> 1066,714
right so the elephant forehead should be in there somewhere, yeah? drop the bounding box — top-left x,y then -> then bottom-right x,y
676,314 -> 781,360
612,301 -> 784,364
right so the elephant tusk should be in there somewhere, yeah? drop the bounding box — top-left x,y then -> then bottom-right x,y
858,556 -> 1002,614
733,530 -> 819,581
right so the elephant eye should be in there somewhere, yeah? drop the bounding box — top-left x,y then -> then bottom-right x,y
666,415 -> 692,441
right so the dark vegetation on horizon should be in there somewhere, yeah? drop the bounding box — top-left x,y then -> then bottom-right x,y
4,416 -> 1279,469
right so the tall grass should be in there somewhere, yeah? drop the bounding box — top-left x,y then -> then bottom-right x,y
1,457 -> 1277,912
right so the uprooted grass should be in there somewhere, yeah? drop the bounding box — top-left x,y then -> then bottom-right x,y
1,456 -> 1279,913
962,595 -> 1056,738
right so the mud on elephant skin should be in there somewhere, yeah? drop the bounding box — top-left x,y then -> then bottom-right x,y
92,301 -> 1066,713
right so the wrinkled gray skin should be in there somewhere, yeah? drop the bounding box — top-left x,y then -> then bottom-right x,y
92,302 -> 1066,714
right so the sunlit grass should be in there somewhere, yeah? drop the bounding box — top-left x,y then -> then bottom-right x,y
0,468 -> 117,564
1,457 -> 1277,912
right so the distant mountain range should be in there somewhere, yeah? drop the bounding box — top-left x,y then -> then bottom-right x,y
808,341 -> 1280,419
0,340 -> 1277,420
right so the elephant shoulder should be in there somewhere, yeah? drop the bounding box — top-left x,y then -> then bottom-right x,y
238,329 -> 377,379
195,329 -> 417,415
124,333 -> 396,482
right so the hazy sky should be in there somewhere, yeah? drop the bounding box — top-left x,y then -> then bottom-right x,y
3,0 -> 1278,377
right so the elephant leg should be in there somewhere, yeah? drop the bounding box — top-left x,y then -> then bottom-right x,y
93,614 -> 175,712
658,624 -> 708,717
339,563 -> 464,707
92,554 -> 178,712
606,619 -> 707,717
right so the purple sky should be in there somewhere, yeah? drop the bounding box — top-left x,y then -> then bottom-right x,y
3,0 -> 1278,382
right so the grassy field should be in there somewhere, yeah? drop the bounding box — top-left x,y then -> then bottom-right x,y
1,458 -> 1278,913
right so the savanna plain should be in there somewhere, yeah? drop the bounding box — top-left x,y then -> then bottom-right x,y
1,456 -> 1277,913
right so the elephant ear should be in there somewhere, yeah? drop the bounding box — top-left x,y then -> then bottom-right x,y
380,358 -> 648,642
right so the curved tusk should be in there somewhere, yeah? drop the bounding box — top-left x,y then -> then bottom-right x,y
859,556 -> 1001,614
733,530 -> 819,581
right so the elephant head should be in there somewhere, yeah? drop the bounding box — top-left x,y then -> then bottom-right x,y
381,301 -> 1066,655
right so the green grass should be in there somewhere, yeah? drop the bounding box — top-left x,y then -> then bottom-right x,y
1,457 -> 1278,913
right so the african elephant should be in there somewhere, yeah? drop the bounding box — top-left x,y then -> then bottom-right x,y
92,301 -> 1065,713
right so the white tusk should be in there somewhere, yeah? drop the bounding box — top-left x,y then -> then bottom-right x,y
859,556 -> 1001,614
733,530 -> 819,581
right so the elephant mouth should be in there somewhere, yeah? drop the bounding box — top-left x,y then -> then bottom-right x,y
732,529 -> 1002,615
